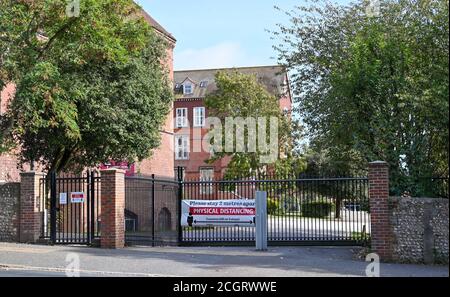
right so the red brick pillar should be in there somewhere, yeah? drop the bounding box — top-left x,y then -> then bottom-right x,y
19,172 -> 45,243
100,169 -> 125,249
369,161 -> 392,261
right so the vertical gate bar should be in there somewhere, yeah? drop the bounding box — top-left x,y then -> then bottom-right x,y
90,172 -> 95,243
96,176 -> 99,237
83,174 -> 87,243
56,173 -> 60,243
337,179 -> 341,240
348,179 -> 351,240
70,175 -> 73,243
317,179 -> 321,241
177,167 -> 183,245
78,175 -> 81,243
87,171 -> 91,245
352,178 -> 355,242
346,179 -> 350,240
342,179 -> 345,240
63,176 -> 67,243
306,179 -> 310,241
290,179 -> 293,241
343,179 -> 346,240
50,171 -> 57,244
75,176 -> 78,243
330,179 -> 333,241
314,179 -> 317,241
151,174 -> 155,247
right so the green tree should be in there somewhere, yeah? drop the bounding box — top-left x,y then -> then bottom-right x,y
0,0 -> 173,174
204,71 -> 294,178
273,0 -> 449,195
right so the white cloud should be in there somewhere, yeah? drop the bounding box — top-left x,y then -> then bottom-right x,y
174,42 -> 256,70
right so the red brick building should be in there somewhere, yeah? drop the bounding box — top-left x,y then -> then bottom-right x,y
173,66 -> 292,181
0,11 -> 176,182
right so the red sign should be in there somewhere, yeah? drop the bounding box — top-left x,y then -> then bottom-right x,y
100,161 -> 135,176
71,192 -> 85,203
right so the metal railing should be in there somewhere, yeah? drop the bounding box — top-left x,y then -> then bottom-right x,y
124,174 -> 179,246
180,175 -> 370,246
39,171 -> 101,244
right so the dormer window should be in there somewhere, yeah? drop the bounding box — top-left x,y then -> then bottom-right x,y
174,83 -> 183,94
183,84 -> 193,95
200,81 -> 208,88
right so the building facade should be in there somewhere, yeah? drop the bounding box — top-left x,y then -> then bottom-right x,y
0,11 -> 176,182
173,66 -> 292,181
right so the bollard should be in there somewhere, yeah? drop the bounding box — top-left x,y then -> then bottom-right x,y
256,191 -> 268,251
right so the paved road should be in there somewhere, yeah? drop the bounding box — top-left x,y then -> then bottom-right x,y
0,243 -> 447,277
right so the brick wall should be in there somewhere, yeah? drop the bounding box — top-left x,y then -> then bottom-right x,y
136,131 -> 174,178
0,182 -> 20,242
389,197 -> 449,264
368,161 -> 391,261
19,172 -> 44,243
369,161 -> 449,264
136,44 -> 175,178
100,169 -> 125,248
0,154 -> 22,183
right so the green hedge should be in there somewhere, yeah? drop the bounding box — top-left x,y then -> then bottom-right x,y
267,198 -> 282,215
301,201 -> 334,218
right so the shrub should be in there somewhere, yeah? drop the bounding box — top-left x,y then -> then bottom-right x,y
267,198 -> 282,215
351,232 -> 371,246
280,196 -> 300,212
301,201 -> 334,218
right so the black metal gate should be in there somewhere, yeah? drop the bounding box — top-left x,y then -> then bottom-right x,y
39,171 -> 100,245
180,176 -> 370,246
124,175 -> 179,246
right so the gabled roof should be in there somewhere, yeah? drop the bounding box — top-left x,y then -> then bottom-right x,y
174,65 -> 288,99
140,10 -> 176,43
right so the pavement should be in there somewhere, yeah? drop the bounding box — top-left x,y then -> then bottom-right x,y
0,242 -> 447,277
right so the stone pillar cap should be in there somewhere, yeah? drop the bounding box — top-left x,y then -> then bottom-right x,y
369,161 -> 388,165
100,168 -> 126,174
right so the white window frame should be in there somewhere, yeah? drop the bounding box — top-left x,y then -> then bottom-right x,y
199,168 -> 214,195
193,107 -> 206,127
183,83 -> 193,95
175,135 -> 189,160
176,108 -> 188,128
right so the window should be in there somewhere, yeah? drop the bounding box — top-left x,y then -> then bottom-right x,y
200,81 -> 208,88
175,135 -> 189,160
183,83 -> 193,95
193,107 -> 205,127
200,168 -> 214,195
176,108 -> 188,128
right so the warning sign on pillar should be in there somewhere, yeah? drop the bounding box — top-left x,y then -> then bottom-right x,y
71,192 -> 85,203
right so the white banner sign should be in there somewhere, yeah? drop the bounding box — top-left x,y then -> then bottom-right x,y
181,199 -> 256,227
71,192 -> 85,203
59,193 -> 67,205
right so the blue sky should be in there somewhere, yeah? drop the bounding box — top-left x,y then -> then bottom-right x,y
136,0 -> 315,70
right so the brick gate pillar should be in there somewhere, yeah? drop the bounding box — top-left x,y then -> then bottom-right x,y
100,169 -> 125,249
19,172 -> 45,243
369,161 -> 392,261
